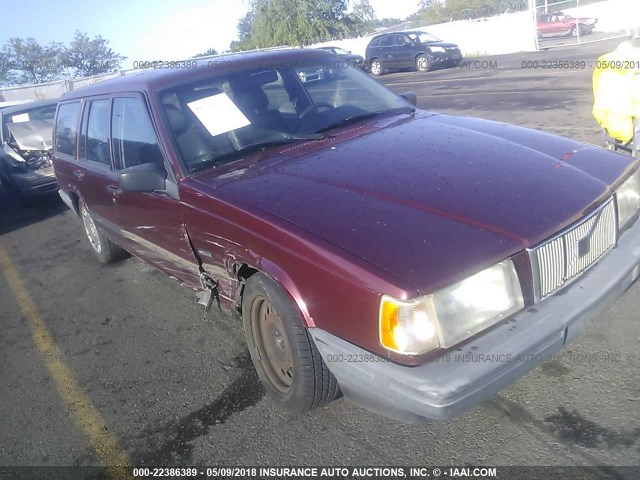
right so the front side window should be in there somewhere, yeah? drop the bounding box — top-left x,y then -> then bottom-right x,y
55,102 -> 81,157
80,99 -> 112,166
112,97 -> 165,169
393,35 -> 408,46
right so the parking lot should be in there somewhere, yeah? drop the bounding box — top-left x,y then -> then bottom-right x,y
1,37 -> 638,473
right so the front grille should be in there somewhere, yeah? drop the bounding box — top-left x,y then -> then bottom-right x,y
530,199 -> 616,299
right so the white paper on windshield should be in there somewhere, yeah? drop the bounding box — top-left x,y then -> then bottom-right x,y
187,93 -> 250,137
11,113 -> 30,123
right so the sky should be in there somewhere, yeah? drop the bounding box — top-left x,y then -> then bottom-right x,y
2,0 -> 421,69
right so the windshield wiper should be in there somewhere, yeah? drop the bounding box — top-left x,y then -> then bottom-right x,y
189,132 -> 327,173
315,106 -> 415,134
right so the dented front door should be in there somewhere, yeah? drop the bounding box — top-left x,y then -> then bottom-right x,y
109,95 -> 201,287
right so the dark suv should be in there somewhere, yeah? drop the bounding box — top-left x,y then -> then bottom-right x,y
365,30 -> 462,76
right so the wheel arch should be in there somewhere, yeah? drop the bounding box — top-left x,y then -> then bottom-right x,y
233,258 -> 316,328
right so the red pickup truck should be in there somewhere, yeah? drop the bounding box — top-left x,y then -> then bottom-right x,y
537,12 -> 597,38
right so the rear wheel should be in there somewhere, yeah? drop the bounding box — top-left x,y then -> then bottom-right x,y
570,25 -> 578,37
242,273 -> 340,413
370,59 -> 383,77
79,199 -> 128,263
416,54 -> 431,72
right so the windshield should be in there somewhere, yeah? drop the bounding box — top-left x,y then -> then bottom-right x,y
408,32 -> 442,43
2,104 -> 57,143
160,60 -> 410,173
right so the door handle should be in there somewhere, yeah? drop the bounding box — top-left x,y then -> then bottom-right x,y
72,170 -> 84,179
106,185 -> 121,194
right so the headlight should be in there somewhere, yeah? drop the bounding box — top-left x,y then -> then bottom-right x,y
429,46 -> 446,53
379,260 -> 524,355
615,168 -> 640,230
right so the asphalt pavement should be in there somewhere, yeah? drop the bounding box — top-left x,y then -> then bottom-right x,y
0,37 -> 638,474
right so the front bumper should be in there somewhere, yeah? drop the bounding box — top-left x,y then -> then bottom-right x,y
310,216 -> 640,423
10,169 -> 58,197
432,51 -> 462,67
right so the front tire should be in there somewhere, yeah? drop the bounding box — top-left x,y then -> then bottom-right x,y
242,273 -> 340,414
79,199 -> 128,263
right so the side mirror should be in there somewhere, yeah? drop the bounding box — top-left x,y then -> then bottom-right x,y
400,91 -> 417,106
118,162 -> 167,193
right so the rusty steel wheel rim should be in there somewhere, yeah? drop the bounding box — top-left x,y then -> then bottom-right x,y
251,296 -> 293,393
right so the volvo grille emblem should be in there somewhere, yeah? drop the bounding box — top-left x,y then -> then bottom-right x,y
577,210 -> 603,258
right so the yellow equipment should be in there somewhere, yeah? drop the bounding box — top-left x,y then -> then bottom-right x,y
592,39 -> 640,157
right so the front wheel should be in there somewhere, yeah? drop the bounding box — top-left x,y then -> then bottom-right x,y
242,273 -> 340,414
79,199 -> 128,263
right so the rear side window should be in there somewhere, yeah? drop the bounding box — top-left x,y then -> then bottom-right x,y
79,99 -> 112,166
55,102 -> 81,157
112,97 -> 165,169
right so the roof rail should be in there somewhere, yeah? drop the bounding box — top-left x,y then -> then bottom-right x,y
193,45 -> 300,61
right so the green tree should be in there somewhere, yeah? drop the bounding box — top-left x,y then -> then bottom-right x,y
416,0 -> 528,25
1,38 -> 63,85
353,0 -> 377,25
0,50 -> 10,84
231,0 -> 355,51
0,32 -> 126,86
62,31 -> 126,78
193,48 -> 219,58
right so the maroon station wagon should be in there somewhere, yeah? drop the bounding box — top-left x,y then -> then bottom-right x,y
52,48 -> 640,423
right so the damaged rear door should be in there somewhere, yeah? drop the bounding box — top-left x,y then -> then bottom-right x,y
109,95 -> 201,287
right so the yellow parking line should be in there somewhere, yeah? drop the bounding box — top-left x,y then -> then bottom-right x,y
0,245 -> 131,479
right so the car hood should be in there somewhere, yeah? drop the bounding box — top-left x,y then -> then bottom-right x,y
6,119 -> 53,151
426,42 -> 458,49
207,112 -> 635,294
